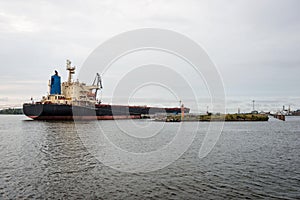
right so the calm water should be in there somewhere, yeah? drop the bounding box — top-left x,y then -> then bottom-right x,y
0,115 -> 299,199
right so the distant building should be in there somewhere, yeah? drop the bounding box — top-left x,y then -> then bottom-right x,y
251,110 -> 258,114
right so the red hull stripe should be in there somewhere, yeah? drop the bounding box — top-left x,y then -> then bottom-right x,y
27,115 -> 141,120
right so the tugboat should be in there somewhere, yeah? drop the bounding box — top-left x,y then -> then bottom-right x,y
23,60 -> 190,120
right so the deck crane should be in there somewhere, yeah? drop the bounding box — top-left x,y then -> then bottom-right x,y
92,73 -> 103,103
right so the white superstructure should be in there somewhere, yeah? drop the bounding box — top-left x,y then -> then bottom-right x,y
41,60 -> 102,106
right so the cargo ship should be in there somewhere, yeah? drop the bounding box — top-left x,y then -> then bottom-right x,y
23,60 -> 190,120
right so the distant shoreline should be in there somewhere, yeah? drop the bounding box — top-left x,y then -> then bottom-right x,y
0,108 -> 23,115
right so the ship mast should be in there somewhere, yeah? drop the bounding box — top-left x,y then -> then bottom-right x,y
66,60 -> 75,83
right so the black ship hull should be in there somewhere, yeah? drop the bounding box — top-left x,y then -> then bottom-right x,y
292,110 -> 300,116
23,103 -> 190,120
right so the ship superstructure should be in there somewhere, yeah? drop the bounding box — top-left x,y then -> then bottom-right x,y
41,60 -> 101,107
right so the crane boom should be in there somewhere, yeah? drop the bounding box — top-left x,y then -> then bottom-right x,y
92,73 -> 103,103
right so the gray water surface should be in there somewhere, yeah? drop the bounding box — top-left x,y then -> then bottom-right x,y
0,115 -> 299,199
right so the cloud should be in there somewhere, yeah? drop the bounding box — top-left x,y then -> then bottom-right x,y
0,0 -> 299,109
0,97 -> 8,102
0,11 -> 39,33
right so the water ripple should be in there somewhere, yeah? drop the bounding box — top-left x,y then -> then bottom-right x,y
0,116 -> 299,199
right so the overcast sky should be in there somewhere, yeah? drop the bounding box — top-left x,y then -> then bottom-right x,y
0,0 -> 299,112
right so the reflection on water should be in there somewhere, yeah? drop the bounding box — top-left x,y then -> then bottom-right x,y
0,115 -> 299,199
